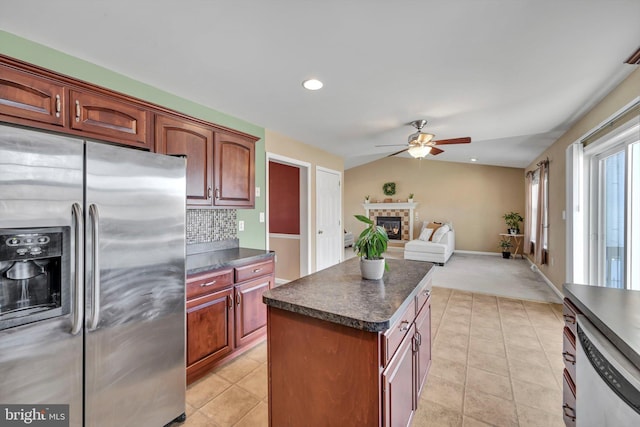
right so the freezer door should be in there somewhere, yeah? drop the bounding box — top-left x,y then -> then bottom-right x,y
0,125 -> 84,427
84,141 -> 186,427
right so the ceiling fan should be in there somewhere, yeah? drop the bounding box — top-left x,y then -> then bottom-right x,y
377,120 -> 471,158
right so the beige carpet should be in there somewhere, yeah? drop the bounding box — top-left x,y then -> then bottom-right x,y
345,248 -> 562,303
431,253 -> 562,304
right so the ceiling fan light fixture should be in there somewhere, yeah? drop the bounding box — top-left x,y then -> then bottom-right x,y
408,132 -> 435,145
408,145 -> 431,158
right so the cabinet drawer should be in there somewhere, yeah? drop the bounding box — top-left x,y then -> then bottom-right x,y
563,298 -> 580,337
562,327 -> 577,383
187,268 -> 234,300
562,369 -> 576,427
382,300 -> 416,366
235,260 -> 273,282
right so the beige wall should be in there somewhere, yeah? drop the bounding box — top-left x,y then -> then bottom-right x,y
344,157 -> 525,252
269,237 -> 301,281
525,68 -> 640,293
265,129 -> 344,277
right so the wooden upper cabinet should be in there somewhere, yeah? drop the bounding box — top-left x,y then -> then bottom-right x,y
155,115 -> 214,206
0,64 -> 65,126
69,90 -> 150,149
214,131 -> 255,208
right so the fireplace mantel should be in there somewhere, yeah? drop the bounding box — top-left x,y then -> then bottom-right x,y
362,202 -> 418,241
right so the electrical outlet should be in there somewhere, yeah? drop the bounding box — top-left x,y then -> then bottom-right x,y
259,212 -> 265,223
238,220 -> 245,231
255,187 -> 260,197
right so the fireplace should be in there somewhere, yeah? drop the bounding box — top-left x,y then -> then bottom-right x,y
377,216 -> 402,240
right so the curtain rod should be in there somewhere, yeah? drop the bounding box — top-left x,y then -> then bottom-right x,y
536,157 -> 549,167
580,100 -> 640,146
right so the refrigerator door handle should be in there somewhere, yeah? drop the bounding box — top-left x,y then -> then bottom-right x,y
71,203 -> 84,335
88,203 -> 101,331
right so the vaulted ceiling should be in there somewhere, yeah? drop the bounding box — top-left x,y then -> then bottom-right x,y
2,1 -> 639,168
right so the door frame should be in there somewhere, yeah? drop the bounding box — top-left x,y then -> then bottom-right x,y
266,153 -> 311,278
315,166 -> 343,271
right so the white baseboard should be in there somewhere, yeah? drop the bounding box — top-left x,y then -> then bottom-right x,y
526,259 -> 565,301
453,250 -> 501,256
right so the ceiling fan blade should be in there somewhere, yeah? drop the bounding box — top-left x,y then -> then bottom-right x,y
375,144 -> 410,147
386,147 -> 409,157
433,137 -> 471,145
430,147 -> 444,156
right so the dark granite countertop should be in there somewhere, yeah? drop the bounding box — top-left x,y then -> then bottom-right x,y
186,247 -> 274,276
263,258 -> 434,332
563,283 -> 640,369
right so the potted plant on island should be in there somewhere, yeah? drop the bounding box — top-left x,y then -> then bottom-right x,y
353,214 -> 389,280
502,211 -> 524,234
499,238 -> 513,259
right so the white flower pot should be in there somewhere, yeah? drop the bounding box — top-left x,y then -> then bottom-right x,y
360,257 -> 386,280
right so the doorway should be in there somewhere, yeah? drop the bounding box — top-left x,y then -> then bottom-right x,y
266,154 -> 311,282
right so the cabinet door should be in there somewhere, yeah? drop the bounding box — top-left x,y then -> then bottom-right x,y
156,115 -> 214,206
186,288 -> 234,366
69,90 -> 150,149
0,64 -> 65,126
414,298 -> 431,401
234,275 -> 272,347
382,324 -> 415,427
213,131 -> 255,207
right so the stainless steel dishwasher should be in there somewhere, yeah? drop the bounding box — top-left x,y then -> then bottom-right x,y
576,315 -> 640,426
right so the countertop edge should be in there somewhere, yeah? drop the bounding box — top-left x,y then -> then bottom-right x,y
186,249 -> 274,276
563,284 -> 640,369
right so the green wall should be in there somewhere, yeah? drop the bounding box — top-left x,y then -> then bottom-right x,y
0,30 -> 266,249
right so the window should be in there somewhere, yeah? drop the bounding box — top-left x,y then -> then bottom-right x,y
526,162 -> 548,263
570,102 -> 640,289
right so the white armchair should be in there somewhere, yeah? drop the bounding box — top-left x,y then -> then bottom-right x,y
404,222 -> 455,265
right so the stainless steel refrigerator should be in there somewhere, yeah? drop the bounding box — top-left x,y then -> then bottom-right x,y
0,124 -> 186,426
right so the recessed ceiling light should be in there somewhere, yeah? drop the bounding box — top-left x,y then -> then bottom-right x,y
302,79 -> 323,90
470,158 -> 478,162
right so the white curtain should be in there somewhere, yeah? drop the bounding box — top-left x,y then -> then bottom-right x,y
535,161 -> 548,264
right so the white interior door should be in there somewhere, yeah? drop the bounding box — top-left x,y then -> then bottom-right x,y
316,167 -> 342,271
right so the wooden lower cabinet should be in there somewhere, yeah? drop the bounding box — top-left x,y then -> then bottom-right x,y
187,287 -> 233,366
235,276 -> 270,347
383,323 -> 416,427
267,291 -> 432,426
186,257 -> 274,384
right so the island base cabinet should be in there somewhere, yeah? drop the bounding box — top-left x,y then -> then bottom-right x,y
267,307 -> 381,427
382,324 -> 416,427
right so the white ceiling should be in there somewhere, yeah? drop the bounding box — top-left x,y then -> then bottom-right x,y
2,1 -> 639,169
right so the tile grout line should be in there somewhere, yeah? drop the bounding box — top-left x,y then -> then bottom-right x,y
497,298 -> 522,427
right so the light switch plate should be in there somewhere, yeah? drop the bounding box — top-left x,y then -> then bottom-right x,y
238,220 -> 245,231
255,187 -> 260,197
259,212 -> 265,223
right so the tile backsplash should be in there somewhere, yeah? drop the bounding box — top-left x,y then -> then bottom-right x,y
186,209 -> 237,245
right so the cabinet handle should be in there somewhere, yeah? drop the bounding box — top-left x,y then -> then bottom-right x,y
563,404 -> 576,421
563,314 -> 575,324
200,280 -> 217,288
207,187 -> 212,199
215,188 -> 220,199
252,268 -> 263,273
55,94 -> 61,117
399,320 -> 410,332
236,292 -> 241,306
415,331 -> 422,346
412,336 -> 419,352
562,351 -> 576,364
75,100 -> 80,122
228,295 -> 234,309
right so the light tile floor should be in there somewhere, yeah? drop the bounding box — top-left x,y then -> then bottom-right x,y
173,286 -> 564,427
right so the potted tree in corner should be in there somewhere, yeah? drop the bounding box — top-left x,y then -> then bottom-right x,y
499,238 -> 513,259
353,214 -> 389,280
502,211 -> 524,234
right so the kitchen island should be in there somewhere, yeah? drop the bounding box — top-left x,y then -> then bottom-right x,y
262,257 -> 434,427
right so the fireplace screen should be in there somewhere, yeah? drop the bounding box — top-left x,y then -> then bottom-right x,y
376,216 -> 402,240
